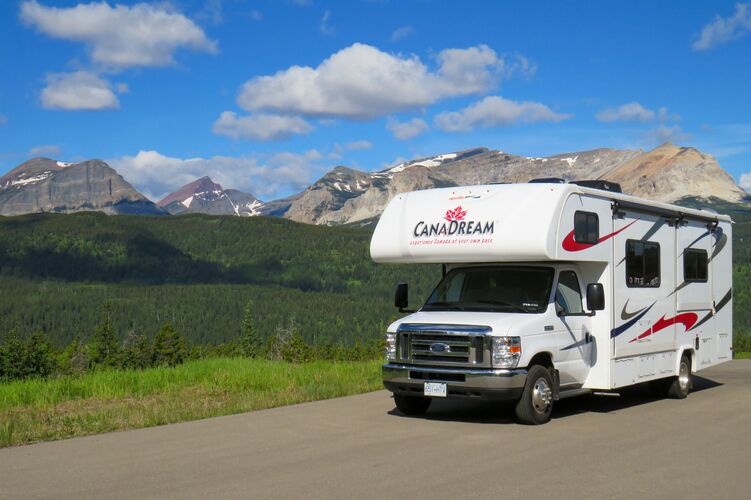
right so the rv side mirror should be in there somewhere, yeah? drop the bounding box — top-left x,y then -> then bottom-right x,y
394,283 -> 409,311
586,283 -> 605,311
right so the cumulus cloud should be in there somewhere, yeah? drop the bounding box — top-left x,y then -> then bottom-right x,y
645,124 -> 691,145
693,3 -> 751,51
596,102 -> 656,123
345,140 -> 373,150
41,71 -> 120,110
739,172 -> 751,192
29,144 -> 62,157
327,140 -> 374,160
391,25 -> 415,42
212,111 -> 314,141
109,149 -> 325,201
20,1 -> 217,68
236,43 -> 510,119
387,117 -> 429,140
434,96 -> 571,132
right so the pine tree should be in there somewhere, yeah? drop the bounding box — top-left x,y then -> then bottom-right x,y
24,331 -> 57,378
152,323 -> 186,367
89,302 -> 120,367
121,331 -> 151,370
0,330 -> 26,380
240,300 -> 262,358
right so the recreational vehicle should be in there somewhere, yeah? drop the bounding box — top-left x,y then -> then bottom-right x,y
370,182 -> 732,424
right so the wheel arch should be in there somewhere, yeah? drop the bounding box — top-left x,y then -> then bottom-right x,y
527,351 -> 554,369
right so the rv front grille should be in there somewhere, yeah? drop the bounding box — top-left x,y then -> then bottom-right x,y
395,324 -> 491,368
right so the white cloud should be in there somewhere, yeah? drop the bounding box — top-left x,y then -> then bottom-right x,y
29,144 -> 62,157
345,140 -> 373,150
645,124 -> 691,145
739,172 -> 751,192
386,117 -> 429,140
320,9 -> 334,35
0,114 -> 6,125
212,111 -> 314,141
596,102 -> 656,123
236,43 -> 509,119
693,3 -> 751,51
41,71 -> 120,110
434,96 -> 571,132
20,1 -> 217,68
249,10 -> 263,21
391,25 -> 415,42
109,149 -> 325,201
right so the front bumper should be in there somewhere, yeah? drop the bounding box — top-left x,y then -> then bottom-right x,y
382,363 -> 527,401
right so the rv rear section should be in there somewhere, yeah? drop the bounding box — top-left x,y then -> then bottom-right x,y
370,183 -> 732,424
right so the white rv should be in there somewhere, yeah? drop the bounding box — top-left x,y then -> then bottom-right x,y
370,182 -> 732,424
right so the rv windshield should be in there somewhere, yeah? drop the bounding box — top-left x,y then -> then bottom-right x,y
422,266 -> 554,314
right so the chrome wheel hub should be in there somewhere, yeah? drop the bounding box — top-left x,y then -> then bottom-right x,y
532,378 -> 552,414
679,361 -> 690,392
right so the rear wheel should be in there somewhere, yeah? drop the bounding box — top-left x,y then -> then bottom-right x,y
394,394 -> 432,416
666,354 -> 692,399
515,365 -> 554,425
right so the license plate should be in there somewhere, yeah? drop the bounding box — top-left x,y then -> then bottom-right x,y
424,382 -> 447,398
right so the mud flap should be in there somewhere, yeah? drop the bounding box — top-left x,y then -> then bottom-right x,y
552,368 -> 560,401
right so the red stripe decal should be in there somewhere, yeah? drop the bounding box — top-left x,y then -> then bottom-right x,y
562,219 -> 638,252
628,312 -> 699,343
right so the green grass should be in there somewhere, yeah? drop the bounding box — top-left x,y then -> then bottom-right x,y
735,352 -> 751,359
0,357 -> 382,448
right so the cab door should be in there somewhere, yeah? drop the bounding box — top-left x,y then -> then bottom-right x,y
554,269 -> 592,385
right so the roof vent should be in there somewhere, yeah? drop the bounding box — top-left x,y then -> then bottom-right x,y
569,180 -> 622,193
528,177 -> 566,184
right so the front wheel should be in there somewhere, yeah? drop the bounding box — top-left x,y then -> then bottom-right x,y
394,394 -> 432,416
666,354 -> 692,399
515,365 -> 554,425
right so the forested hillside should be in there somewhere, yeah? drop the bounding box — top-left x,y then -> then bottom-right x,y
0,212 -> 439,346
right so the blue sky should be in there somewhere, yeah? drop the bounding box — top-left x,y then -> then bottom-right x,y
1,0 -> 750,201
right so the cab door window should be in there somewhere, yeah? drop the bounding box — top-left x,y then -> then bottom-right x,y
555,271 -> 584,315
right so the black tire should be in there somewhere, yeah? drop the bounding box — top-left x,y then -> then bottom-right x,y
394,394 -> 432,416
515,365 -> 554,425
666,354 -> 692,399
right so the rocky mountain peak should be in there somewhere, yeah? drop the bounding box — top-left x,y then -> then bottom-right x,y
157,176 -> 263,217
0,157 -> 163,216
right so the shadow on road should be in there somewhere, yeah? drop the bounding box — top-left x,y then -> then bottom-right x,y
386,376 -> 723,424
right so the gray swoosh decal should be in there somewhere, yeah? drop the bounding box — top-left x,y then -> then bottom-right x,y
640,218 -> 666,242
710,230 -> 727,261
621,298 -> 647,320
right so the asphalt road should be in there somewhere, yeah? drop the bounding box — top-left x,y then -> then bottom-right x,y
2,360 -> 750,500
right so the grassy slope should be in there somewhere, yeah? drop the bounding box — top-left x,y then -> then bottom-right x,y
0,358 -> 382,448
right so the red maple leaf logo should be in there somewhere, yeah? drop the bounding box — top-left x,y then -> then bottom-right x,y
444,206 -> 468,222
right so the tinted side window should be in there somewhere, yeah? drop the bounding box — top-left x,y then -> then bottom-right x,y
574,211 -> 599,244
556,271 -> 583,314
684,249 -> 708,282
626,240 -> 661,287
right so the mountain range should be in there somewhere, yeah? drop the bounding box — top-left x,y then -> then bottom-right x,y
1,143 -> 746,223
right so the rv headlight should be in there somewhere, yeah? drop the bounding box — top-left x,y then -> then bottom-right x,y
385,332 -> 397,361
492,336 -> 521,368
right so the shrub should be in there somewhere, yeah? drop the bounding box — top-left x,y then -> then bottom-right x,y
152,323 -> 187,367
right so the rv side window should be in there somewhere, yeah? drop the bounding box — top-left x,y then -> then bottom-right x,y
574,211 -> 599,244
684,249 -> 708,282
626,240 -> 661,287
555,271 -> 584,314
